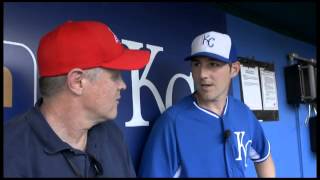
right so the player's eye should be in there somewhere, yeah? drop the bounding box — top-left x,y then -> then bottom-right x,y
191,61 -> 200,67
209,62 -> 224,67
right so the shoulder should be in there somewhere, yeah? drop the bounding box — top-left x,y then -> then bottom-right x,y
149,95 -> 194,132
226,96 -> 260,131
228,96 -> 256,117
98,119 -> 121,132
93,120 -> 125,143
228,96 -> 249,110
162,95 -> 194,120
4,109 -> 36,177
4,109 -> 35,144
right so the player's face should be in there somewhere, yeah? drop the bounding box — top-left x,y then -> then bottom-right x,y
191,57 -> 239,104
82,68 -> 126,123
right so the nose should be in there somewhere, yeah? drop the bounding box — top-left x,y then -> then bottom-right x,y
199,66 -> 209,79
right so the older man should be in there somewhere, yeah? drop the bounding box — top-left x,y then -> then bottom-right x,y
4,21 -> 150,178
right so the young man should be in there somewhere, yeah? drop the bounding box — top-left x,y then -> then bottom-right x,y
4,21 -> 150,177
139,31 -> 275,177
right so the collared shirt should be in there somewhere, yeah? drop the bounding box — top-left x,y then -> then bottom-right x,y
4,99 -> 136,177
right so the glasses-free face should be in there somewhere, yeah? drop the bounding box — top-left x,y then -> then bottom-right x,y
80,68 -> 127,124
191,57 -> 236,108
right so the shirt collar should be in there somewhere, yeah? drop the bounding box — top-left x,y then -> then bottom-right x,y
192,94 -> 229,119
28,98 -> 102,157
27,98 -> 72,154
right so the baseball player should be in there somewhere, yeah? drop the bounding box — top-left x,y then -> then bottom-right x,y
139,31 -> 275,177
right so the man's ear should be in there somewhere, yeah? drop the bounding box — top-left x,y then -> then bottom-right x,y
231,61 -> 240,78
66,68 -> 85,95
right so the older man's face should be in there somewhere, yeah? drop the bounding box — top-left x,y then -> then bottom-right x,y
82,68 -> 127,123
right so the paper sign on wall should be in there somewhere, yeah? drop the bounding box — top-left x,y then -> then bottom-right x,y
240,65 -> 263,110
260,67 -> 279,110
239,57 -> 279,121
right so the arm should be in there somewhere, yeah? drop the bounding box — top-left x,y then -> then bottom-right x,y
254,154 -> 276,178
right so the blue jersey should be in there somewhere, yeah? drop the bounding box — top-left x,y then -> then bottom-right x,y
139,95 -> 270,177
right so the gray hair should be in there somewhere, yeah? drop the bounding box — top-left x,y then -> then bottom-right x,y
39,67 -> 104,97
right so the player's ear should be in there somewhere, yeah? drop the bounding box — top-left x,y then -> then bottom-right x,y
230,61 -> 240,78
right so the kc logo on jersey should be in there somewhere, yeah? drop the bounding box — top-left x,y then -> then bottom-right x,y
234,131 -> 252,167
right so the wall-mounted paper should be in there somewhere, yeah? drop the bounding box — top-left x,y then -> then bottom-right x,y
260,68 -> 279,110
240,64 -> 263,110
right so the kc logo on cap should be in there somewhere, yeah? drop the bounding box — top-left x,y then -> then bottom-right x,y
185,31 -> 237,63
202,34 -> 216,47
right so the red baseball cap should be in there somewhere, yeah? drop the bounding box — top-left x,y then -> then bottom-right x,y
37,20 -> 151,77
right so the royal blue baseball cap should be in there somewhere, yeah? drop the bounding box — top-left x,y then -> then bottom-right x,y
185,31 -> 237,63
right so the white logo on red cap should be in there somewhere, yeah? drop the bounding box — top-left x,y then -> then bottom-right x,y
107,27 -> 120,44
113,33 -> 120,43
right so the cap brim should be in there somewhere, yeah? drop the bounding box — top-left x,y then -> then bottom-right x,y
184,52 -> 230,63
102,49 -> 150,70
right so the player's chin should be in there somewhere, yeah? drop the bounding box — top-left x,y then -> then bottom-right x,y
198,88 -> 212,96
200,92 -> 217,101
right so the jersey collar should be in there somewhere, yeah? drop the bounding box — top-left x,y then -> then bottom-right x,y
192,95 -> 229,119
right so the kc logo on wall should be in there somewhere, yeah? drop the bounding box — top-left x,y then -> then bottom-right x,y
3,3 -> 226,169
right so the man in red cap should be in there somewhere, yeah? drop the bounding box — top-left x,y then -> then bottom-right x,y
4,21 -> 150,177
